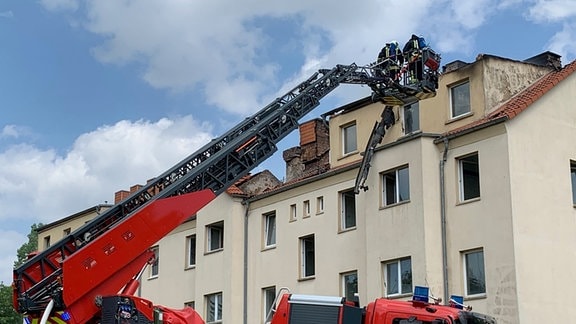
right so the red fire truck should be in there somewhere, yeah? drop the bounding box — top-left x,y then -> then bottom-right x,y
268,286 -> 496,324
10,44 -> 495,324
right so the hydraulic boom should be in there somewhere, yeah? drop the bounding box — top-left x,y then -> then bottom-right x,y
14,47 -> 441,324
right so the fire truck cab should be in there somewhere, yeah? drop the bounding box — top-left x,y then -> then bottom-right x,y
268,286 -> 496,324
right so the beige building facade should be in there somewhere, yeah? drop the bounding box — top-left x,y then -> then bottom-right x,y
36,51 -> 576,324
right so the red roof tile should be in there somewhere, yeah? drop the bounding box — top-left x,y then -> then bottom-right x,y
442,59 -> 576,138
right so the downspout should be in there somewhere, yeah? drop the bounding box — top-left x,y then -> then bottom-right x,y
440,138 -> 449,303
242,199 -> 250,324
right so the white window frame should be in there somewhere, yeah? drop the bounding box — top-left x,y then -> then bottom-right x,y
43,236 -> 51,249
463,249 -> 486,297
342,123 -> 357,155
184,301 -> 195,309
300,235 -> 315,278
264,211 -> 276,248
303,200 -> 311,218
571,160 -> 576,206
186,235 -> 196,268
206,292 -> 223,323
340,189 -> 357,230
381,165 -> 410,206
263,286 -> 276,322
458,153 -> 480,202
206,221 -> 224,252
403,102 -> 420,134
290,204 -> 297,222
450,80 -> 471,118
149,246 -> 159,278
316,196 -> 324,214
341,271 -> 358,302
383,257 -> 412,297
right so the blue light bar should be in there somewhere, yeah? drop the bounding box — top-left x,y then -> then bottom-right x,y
413,286 -> 429,302
449,295 -> 464,309
61,311 -> 72,321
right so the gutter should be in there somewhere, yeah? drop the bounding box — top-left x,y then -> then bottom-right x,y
242,199 -> 250,324
439,138 -> 449,303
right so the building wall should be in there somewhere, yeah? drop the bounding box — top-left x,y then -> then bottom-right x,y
505,72 -> 576,323
33,52 -> 576,324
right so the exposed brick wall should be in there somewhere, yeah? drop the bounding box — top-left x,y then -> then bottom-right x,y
283,118 -> 330,182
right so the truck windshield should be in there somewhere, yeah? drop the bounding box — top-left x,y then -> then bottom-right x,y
457,312 -> 497,324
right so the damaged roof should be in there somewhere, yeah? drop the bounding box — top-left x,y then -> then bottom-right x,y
437,58 -> 576,141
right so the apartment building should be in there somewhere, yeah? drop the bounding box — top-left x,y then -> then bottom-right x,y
36,50 -> 576,324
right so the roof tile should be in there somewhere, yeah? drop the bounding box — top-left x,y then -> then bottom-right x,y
443,59 -> 576,138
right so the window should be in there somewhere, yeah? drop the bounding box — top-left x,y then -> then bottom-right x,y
458,153 -> 480,201
340,189 -> 356,230
207,221 -> 224,252
263,286 -> 276,321
303,200 -> 311,217
264,212 -> 276,247
450,81 -> 471,118
185,301 -> 195,309
300,235 -> 315,278
206,292 -> 223,323
341,271 -> 358,302
382,166 -> 410,206
383,257 -> 412,296
290,204 -> 297,222
463,249 -> 486,296
316,196 -> 324,214
342,123 -> 357,154
571,161 -> 576,205
186,235 -> 196,267
43,236 -> 51,249
63,228 -> 71,236
403,102 -> 420,134
150,246 -> 159,278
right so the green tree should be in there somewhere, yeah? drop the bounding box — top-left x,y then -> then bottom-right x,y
0,223 -> 43,323
0,282 -> 21,323
14,223 -> 43,268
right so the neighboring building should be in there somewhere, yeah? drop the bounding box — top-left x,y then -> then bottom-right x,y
36,204 -> 112,251
36,51 -> 576,324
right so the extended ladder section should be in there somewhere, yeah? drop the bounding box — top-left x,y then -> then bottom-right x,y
13,48 -> 441,319
354,47 -> 441,193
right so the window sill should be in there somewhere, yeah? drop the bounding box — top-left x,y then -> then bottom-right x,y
464,293 -> 486,301
338,227 -> 356,234
261,245 -> 276,252
184,265 -> 196,271
338,150 -> 359,161
379,200 -> 410,210
446,112 -> 473,124
316,211 -> 324,215
298,276 -> 315,282
456,197 -> 481,206
147,275 -> 158,281
204,248 -> 223,255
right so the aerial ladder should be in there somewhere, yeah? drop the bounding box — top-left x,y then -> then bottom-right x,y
13,47 -> 441,324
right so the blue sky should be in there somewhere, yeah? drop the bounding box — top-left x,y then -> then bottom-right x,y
1,0 -> 576,285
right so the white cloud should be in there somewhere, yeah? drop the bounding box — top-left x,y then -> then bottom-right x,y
0,116 -> 213,224
0,230 -> 27,285
1,125 -> 20,138
0,10 -> 14,18
40,0 -> 79,12
527,0 -> 576,22
546,23 -> 576,63
44,0 -> 504,116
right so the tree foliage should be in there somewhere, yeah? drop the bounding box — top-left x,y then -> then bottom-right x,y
0,282 -> 21,323
0,223 -> 43,323
14,223 -> 43,268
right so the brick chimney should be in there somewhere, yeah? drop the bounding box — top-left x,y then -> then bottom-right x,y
283,118 -> 330,182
